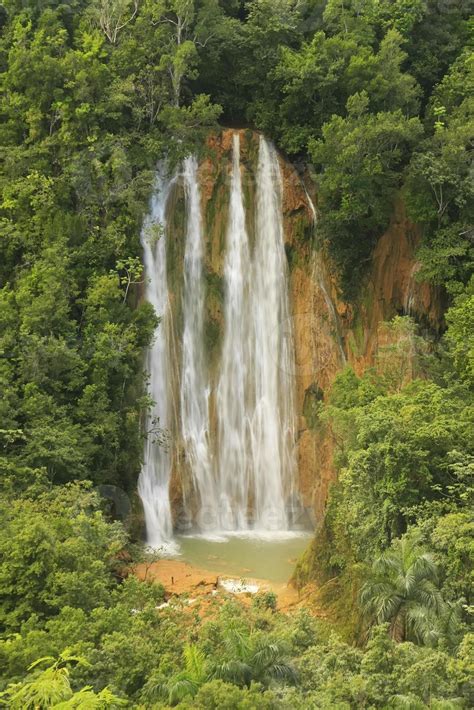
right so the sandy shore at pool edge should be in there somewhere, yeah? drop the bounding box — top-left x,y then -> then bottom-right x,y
133,557 -> 311,612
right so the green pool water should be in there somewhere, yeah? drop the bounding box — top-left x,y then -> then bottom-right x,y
174,533 -> 312,584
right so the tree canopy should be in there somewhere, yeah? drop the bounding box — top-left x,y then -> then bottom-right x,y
0,0 -> 473,707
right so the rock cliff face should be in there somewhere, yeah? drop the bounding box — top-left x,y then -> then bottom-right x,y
163,129 -> 443,524
286,190 -> 444,520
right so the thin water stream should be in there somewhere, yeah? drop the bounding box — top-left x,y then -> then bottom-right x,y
138,166 -> 177,553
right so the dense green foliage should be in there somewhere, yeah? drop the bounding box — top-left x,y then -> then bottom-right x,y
295,310 -> 473,657
195,0 -> 473,295
0,480 -> 472,707
1,0 -> 471,487
0,0 -> 222,493
1,0 -> 473,707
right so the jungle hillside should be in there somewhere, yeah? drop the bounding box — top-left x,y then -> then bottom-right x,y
0,1 -> 473,708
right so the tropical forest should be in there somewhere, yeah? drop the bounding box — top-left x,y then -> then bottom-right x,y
0,0 -> 473,708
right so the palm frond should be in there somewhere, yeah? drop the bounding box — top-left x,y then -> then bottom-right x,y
265,662 -> 298,684
361,533 -> 449,645
250,642 -> 280,669
168,676 -> 200,704
390,692 -> 426,709
212,659 -> 252,687
183,643 -> 207,683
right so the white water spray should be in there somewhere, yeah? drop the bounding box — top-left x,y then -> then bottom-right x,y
404,262 -> 420,315
180,156 -> 217,528
216,134 -> 252,530
140,135 -> 302,542
248,137 -> 296,529
216,135 -> 297,531
138,167 -> 177,552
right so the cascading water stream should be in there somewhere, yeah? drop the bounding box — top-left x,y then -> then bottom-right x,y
180,157 -> 218,529
216,135 -> 297,532
304,188 -> 346,366
404,262 -> 420,315
248,137 -> 296,529
138,166 -> 177,552
216,133 -> 252,530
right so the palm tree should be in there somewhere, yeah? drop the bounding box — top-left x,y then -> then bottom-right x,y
151,644 -> 209,706
144,626 -> 296,705
360,533 -> 448,645
0,653 -> 124,709
211,623 -> 297,687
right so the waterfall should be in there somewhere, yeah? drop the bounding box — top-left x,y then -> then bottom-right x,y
404,262 -> 420,315
138,166 -> 177,552
248,137 -> 296,529
140,134 -> 301,544
216,135 -> 296,531
180,156 -> 218,529
216,134 -> 252,530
